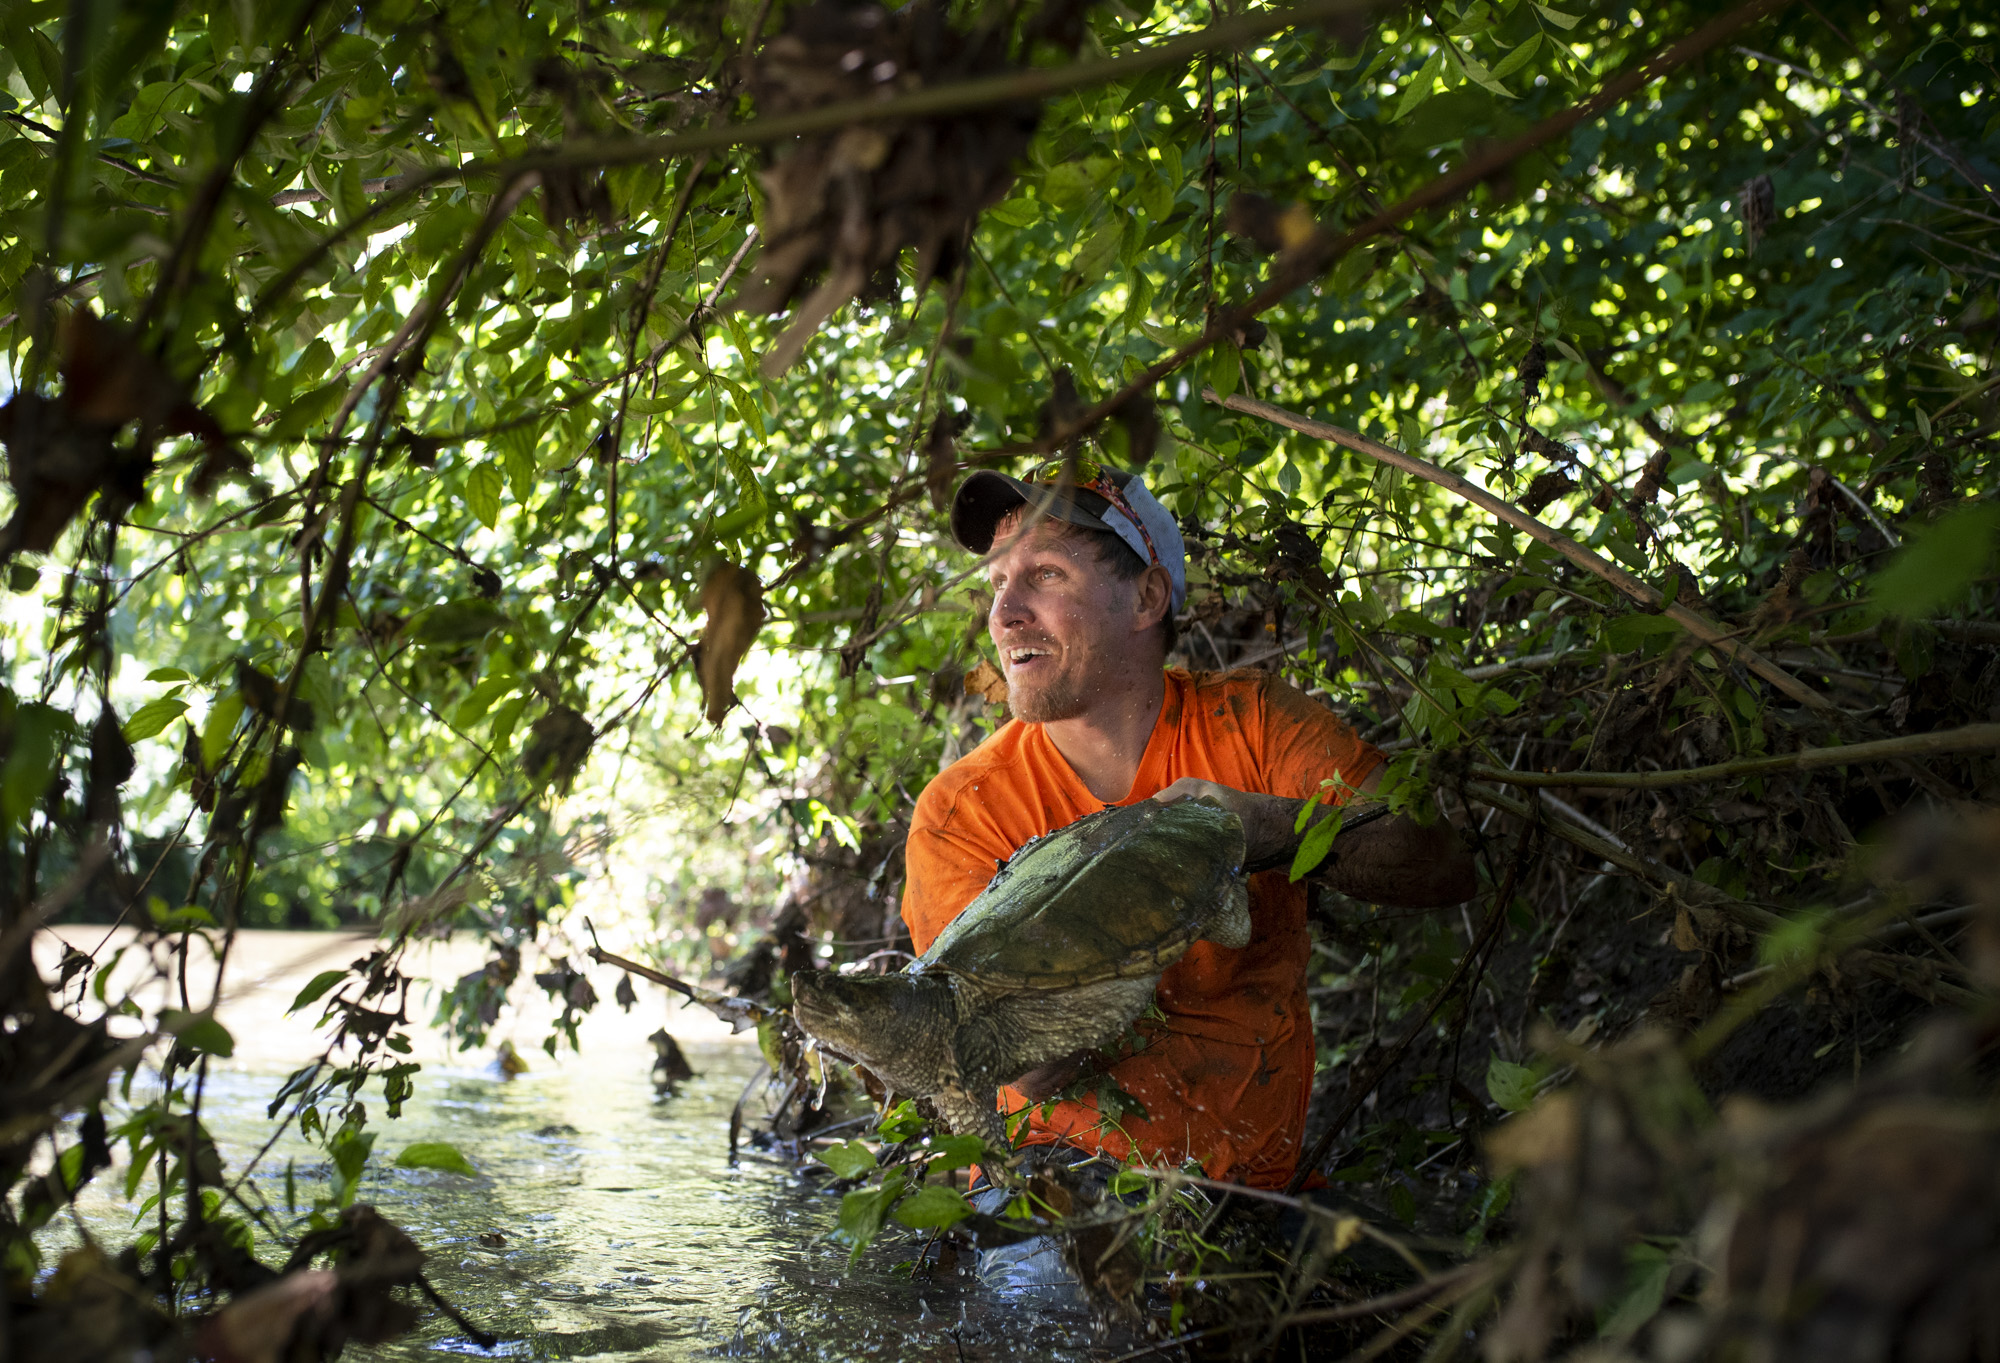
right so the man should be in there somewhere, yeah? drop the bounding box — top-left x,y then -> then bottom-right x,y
901,460 -> 1477,1192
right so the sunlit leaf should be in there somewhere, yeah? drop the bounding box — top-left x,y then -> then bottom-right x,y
1288,807 -> 1344,882
820,1140 -> 877,1181
467,463 -> 504,530
1390,50 -> 1445,121
288,969 -> 347,1013
122,696 -> 188,742
893,1184 -> 971,1229
395,1142 -> 478,1178
1492,32 -> 1542,78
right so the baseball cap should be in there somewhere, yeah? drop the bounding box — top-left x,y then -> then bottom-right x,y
950,459 -> 1187,612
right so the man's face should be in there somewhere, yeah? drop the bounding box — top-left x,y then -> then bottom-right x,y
985,513 -> 1143,724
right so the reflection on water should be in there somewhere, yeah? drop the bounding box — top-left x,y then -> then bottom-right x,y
53,1039 -> 1127,1361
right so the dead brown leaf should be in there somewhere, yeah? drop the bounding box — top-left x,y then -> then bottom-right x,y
698,561 -> 765,725
964,659 -> 1008,706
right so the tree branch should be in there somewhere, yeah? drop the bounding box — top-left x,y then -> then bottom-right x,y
1209,388 -> 1838,713
1472,723 -> 2000,789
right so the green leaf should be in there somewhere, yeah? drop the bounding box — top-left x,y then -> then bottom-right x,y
1485,1055 -> 1538,1112
1534,3 -> 1581,28
986,196 -> 1039,228
1597,1243 -> 1674,1340
1071,225 -> 1121,287
334,159 -> 367,223
8,563 -> 38,591
1390,50 -> 1445,122
145,667 -> 193,682
123,697 -> 188,742
2,703 -> 65,825
1208,341 -> 1241,399
893,1184 -> 971,1229
832,1169 -> 908,1262
876,1100 -> 926,1143
502,437 -> 537,504
395,1141 -> 478,1178
1119,269 -> 1156,331
162,1009 -> 236,1058
1289,807 -> 1344,882
1447,4 -> 1492,37
1041,156 -> 1116,210
1452,48 -> 1513,97
288,969 -> 347,1013
329,1126 -> 376,1208
201,693 -> 246,769
466,463 -> 503,529
924,1133 -> 988,1172
820,1139 -> 877,1180
1491,33 -> 1542,79
1867,502 -> 2000,619
267,382 -> 345,440
722,445 -> 766,509
1545,337 -> 1586,368
455,671 -> 519,727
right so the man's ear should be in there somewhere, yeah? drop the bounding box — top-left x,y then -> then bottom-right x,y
1132,564 -> 1173,635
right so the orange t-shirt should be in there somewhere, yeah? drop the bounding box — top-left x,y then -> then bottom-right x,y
900,667 -> 1384,1189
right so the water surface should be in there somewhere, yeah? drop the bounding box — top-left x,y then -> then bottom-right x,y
62,1038 -> 1126,1361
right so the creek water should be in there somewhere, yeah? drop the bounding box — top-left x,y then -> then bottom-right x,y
48,1036 -> 1126,1361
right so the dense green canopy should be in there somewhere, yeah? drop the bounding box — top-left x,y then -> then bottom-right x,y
1,0 -> 1995,1346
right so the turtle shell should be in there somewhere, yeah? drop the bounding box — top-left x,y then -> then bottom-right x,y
915,800 -> 1246,990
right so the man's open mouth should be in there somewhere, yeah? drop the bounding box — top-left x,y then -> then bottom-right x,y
1006,646 -> 1053,668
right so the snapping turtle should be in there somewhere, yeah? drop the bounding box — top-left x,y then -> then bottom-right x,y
792,799 -> 1250,1155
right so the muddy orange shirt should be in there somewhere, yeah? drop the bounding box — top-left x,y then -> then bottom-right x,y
900,668 -> 1384,1189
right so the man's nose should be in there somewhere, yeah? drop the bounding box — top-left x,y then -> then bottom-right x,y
990,578 -> 1033,631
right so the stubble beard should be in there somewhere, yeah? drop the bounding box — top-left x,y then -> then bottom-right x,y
1008,670 -> 1090,724
1000,638 -> 1092,724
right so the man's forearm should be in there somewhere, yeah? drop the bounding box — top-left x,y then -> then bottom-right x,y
1237,793 -> 1477,907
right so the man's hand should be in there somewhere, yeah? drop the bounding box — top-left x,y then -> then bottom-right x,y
1153,774 -> 1477,907
1150,777 -> 1303,868
1011,1050 -> 1096,1102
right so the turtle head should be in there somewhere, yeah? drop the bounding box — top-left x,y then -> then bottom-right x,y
791,969 -> 955,1094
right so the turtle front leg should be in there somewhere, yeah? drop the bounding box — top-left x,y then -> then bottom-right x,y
937,1083 -> 1023,1188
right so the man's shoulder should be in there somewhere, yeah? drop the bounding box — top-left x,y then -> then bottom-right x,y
912,720 -> 1030,830
1169,666 -> 1363,754
1170,665 -> 1291,716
